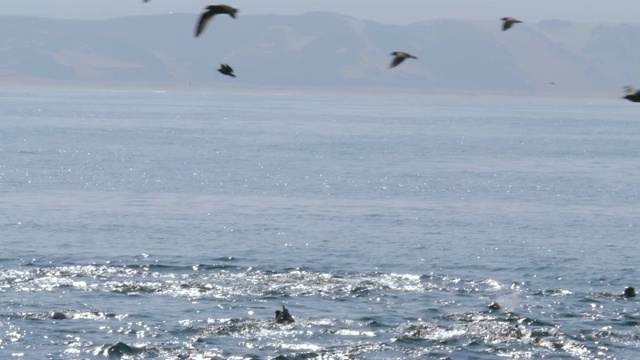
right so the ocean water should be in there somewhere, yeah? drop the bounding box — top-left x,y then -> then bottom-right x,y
0,87 -> 639,359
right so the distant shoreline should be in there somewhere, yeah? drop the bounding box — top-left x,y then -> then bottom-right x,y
1,13 -> 638,96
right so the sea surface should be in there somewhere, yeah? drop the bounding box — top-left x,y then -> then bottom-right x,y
0,87 -> 639,359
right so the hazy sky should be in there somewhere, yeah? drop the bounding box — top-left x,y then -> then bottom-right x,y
3,0 -> 640,24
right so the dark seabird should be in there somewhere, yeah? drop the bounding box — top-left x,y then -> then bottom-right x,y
106,342 -> 142,357
218,63 -> 236,78
488,302 -> 501,310
275,306 -> 295,324
622,86 -> 640,102
389,51 -> 418,69
501,17 -> 522,31
195,5 -> 239,37
624,286 -> 636,297
510,324 -> 523,339
49,311 -> 67,320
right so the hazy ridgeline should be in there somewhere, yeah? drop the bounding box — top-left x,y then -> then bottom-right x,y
2,13 -> 640,94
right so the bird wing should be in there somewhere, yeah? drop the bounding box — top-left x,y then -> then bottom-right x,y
195,11 -> 216,37
221,5 -> 238,18
208,5 -> 238,18
502,21 -> 512,31
390,55 -> 405,68
624,86 -> 637,95
282,306 -> 294,322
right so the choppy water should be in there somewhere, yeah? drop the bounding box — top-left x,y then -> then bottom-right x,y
1,87 -> 639,359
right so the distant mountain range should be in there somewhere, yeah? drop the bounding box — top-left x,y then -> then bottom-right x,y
1,12 -> 640,94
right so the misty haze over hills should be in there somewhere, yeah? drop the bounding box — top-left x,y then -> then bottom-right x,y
1,12 -> 640,94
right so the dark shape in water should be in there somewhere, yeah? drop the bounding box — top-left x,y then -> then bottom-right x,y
622,86 -> 640,102
49,311 -> 67,320
624,286 -> 636,297
501,17 -> 522,31
488,302 -> 501,310
106,342 -> 142,358
218,63 -> 236,78
275,306 -> 295,324
510,324 -> 523,339
389,51 -> 418,69
195,4 -> 239,37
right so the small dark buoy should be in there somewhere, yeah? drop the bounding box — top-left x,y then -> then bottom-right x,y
275,306 -> 295,324
218,63 -> 236,78
195,5 -> 239,37
501,17 -> 522,31
389,51 -> 418,69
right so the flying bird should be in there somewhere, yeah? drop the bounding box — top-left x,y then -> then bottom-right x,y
501,17 -> 522,31
218,63 -> 236,78
195,5 -> 238,37
622,86 -> 640,102
389,51 -> 418,69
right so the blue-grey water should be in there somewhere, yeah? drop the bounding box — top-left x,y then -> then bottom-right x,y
1,87 -> 639,359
